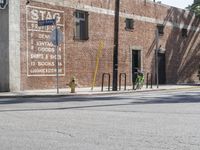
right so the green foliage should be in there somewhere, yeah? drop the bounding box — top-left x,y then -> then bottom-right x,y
188,0 -> 200,16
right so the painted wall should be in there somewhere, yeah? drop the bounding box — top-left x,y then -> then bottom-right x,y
9,0 -> 21,91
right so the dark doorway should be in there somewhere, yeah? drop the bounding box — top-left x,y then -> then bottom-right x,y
132,50 -> 141,83
158,53 -> 166,84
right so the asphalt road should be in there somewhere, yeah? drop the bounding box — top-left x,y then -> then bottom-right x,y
0,88 -> 200,150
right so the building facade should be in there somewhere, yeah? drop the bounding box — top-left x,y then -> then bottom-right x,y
0,0 -> 200,92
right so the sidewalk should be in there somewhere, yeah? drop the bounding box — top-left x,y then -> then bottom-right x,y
0,85 -> 199,98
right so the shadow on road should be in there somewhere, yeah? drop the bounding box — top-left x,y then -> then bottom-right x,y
0,91 -> 199,112
0,95 -> 124,104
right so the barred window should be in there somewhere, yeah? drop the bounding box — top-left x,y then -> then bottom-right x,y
182,28 -> 188,37
157,24 -> 164,36
74,10 -> 89,41
125,18 -> 134,30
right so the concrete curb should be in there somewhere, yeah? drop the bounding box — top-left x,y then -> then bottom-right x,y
0,86 -> 199,99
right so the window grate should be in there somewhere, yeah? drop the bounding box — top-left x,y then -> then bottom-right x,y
182,28 -> 188,37
157,24 -> 164,36
74,10 -> 89,41
125,18 -> 134,30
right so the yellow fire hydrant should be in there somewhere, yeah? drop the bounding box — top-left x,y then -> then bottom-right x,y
67,76 -> 77,93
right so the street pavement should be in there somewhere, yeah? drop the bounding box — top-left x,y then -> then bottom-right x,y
0,88 -> 200,150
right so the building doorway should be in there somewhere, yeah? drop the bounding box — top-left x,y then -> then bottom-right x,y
158,52 -> 166,84
132,50 -> 141,83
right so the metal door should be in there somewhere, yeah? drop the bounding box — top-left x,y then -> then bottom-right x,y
158,53 -> 166,84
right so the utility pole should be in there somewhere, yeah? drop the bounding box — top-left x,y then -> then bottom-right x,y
155,29 -> 159,88
55,21 -> 59,94
112,0 -> 120,91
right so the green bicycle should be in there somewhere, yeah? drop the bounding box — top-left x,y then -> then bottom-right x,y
133,72 -> 144,90
136,73 -> 144,89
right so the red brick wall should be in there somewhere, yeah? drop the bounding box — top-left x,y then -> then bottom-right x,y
20,0 -> 200,90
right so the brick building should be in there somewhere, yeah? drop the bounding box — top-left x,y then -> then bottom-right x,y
0,0 -> 200,92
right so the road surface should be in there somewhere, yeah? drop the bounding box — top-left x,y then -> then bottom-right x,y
0,88 -> 200,150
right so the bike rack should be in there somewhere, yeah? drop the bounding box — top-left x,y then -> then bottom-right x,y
150,73 -> 153,88
146,73 -> 149,88
101,73 -> 111,91
198,64 -> 200,81
119,73 -> 126,90
132,72 -> 137,90
146,73 -> 153,89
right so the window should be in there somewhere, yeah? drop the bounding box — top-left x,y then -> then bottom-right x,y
157,24 -> 164,36
74,10 -> 89,41
125,18 -> 134,30
182,28 -> 188,37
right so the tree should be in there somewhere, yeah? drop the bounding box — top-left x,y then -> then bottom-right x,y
187,0 -> 200,16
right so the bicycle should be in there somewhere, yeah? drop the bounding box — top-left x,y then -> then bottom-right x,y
134,72 -> 144,90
